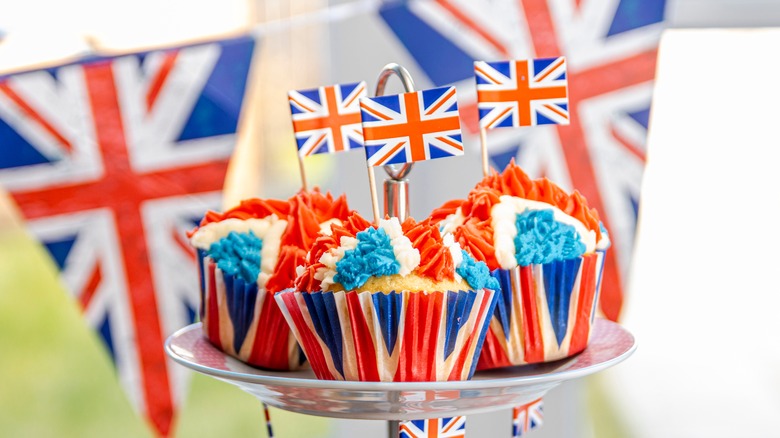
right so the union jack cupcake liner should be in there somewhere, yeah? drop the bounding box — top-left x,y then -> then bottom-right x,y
275,288 -> 498,381
199,254 -> 304,370
477,251 -> 605,369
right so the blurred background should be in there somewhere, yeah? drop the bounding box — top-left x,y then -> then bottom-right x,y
1,0 -> 780,437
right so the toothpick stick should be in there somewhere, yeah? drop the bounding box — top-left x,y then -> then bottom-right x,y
479,127 -> 490,177
367,166 -> 381,225
262,403 -> 274,438
297,154 -> 308,191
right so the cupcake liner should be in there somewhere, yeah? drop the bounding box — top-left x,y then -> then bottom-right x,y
198,255 -> 304,370
275,288 -> 498,381
477,252 -> 602,370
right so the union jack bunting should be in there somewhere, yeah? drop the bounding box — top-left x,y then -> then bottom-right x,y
475,57 -> 569,129
0,36 -> 256,436
512,398 -> 544,437
276,289 -> 497,381
359,86 -> 463,167
400,416 -> 467,438
288,81 -> 367,157
379,0 -> 668,321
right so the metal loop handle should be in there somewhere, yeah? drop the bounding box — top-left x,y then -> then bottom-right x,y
374,63 -> 415,180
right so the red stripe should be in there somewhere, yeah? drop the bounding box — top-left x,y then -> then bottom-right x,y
435,135 -> 463,151
395,292 -> 442,381
146,51 -> 179,111
424,87 -> 456,115
519,266 -> 544,363
172,229 -> 196,264
475,327 -> 512,370
360,102 -> 393,121
279,293 -> 331,379
206,262 -> 222,350
542,103 -> 568,121
447,291 -> 491,380
78,264 -> 103,310
568,254 -> 598,354
0,82 -> 73,153
247,293 -> 292,370
534,57 -> 565,82
474,65 -> 502,84
610,124 -> 646,163
345,293 -> 380,381
342,84 -> 365,107
518,0 -> 561,58
289,95 -> 315,112
80,62 -> 174,436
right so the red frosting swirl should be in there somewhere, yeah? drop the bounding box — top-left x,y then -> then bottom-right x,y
453,218 -> 499,270
267,189 -> 352,291
190,188 -> 354,291
428,198 -> 464,223
431,160 -> 602,245
295,212 -> 460,291
197,198 -> 290,227
401,218 -> 454,282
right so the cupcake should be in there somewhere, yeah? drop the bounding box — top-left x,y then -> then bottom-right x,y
188,189 -> 351,370
275,213 -> 499,381
431,160 -> 610,369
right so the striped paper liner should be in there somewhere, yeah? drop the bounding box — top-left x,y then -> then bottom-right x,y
276,288 -> 498,381
198,252 -> 304,370
477,251 -> 606,370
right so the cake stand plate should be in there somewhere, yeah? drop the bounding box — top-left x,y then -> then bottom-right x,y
165,318 -> 634,421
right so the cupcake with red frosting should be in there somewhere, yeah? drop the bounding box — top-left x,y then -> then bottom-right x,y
276,212 -> 499,381
188,189 -> 350,370
431,160 -> 610,369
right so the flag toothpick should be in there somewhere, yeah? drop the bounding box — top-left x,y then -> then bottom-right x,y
474,57 -> 569,175
288,81 -> 368,191
297,155 -> 309,191
360,64 -> 463,224
262,403 -> 274,438
479,128 -> 490,177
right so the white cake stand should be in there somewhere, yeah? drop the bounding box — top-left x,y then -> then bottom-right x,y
166,318 -> 634,436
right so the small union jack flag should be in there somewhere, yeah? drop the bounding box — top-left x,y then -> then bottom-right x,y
400,416 -> 466,438
359,86 -> 463,167
512,398 -> 544,437
475,58 -> 569,129
288,82 -> 367,157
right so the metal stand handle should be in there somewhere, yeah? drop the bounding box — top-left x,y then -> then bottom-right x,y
374,63 -> 415,222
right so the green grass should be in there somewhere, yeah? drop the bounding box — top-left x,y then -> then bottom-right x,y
0,228 -> 331,437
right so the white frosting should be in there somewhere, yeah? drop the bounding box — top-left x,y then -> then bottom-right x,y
379,218 -> 420,276
189,216 -> 288,288
319,218 -> 342,236
596,226 -> 611,250
491,195 -> 597,269
439,207 -> 465,235
443,232 -> 464,281
315,235 -> 358,290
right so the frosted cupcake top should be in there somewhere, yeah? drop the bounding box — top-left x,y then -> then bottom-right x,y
295,212 -> 498,293
189,189 -> 351,290
432,160 -> 609,270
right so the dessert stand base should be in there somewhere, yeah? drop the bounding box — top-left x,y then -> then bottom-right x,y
166,318 -> 634,429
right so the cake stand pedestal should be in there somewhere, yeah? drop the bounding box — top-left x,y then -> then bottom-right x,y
165,318 -> 634,436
